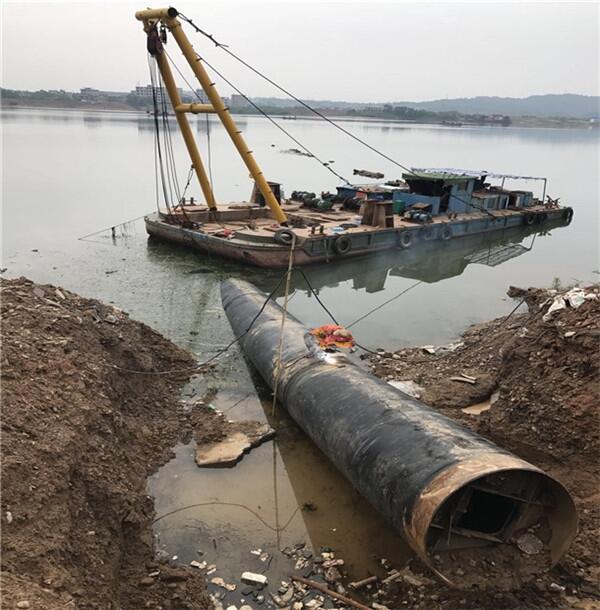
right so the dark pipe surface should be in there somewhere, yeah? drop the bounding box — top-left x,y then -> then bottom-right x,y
221,279 -> 577,574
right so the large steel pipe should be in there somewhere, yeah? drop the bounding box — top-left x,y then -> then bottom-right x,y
221,279 -> 577,583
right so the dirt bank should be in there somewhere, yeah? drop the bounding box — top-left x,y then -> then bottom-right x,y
366,284 -> 599,609
2,276 -> 598,610
1,277 -> 213,609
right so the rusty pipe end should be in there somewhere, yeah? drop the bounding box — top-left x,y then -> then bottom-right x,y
404,454 -> 577,587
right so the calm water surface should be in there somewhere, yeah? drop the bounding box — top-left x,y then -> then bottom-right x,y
2,108 -> 598,600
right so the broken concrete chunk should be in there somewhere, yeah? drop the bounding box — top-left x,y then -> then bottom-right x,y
210,595 -> 224,610
242,571 -> 268,586
324,567 -> 342,582
279,587 -> 295,604
196,422 -> 275,467
397,567 -> 434,587
270,592 -> 287,608
211,577 -> 237,591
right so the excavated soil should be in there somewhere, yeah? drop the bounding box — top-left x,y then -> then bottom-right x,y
367,284 -> 600,609
1,277 -> 214,610
3,276 -> 599,610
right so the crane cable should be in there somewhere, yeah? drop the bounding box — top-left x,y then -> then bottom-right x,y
163,49 -> 352,186
148,55 -> 176,219
176,12 -> 495,217
177,11 -> 417,177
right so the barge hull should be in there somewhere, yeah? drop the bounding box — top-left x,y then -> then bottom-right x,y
146,206 -> 573,268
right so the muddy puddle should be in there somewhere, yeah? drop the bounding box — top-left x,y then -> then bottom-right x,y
148,380 -> 412,604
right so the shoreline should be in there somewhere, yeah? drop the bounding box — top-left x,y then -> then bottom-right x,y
1,100 -> 593,129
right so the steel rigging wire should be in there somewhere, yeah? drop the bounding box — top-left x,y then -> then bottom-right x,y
163,49 -> 352,186
149,50 -> 196,224
176,12 -> 495,216
148,55 -> 175,215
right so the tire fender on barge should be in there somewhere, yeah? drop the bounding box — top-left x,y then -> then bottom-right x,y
399,231 -> 413,248
332,234 -> 352,255
221,279 -> 577,583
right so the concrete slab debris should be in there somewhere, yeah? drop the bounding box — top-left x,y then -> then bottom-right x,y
241,571 -> 268,586
211,576 -> 237,591
195,422 -> 275,467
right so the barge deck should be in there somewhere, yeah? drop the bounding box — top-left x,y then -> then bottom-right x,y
145,202 -> 573,268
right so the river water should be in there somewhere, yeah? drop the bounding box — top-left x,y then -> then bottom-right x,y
2,108 -> 598,601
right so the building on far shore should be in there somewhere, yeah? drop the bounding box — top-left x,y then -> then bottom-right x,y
230,94 -> 251,110
132,84 -> 183,99
80,87 -> 127,101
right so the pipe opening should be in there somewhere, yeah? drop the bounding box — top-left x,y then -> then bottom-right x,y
423,468 -> 577,588
455,488 -> 516,535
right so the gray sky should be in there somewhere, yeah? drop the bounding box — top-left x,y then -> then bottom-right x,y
2,1 -> 598,102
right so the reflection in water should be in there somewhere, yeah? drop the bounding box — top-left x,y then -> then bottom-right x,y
149,384 -> 411,605
239,219 -> 569,298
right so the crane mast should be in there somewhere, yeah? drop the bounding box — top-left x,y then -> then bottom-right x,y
135,6 -> 288,224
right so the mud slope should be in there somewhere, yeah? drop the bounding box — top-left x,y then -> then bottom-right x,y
1,277 -> 211,610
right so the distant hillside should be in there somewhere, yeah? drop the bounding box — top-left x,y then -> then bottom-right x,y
253,94 -> 599,119
396,94 -> 600,119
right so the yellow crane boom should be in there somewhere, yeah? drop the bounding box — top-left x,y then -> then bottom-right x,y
135,6 -> 287,224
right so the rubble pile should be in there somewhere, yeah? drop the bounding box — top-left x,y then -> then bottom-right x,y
170,538 -> 596,610
367,283 -> 600,463
192,543 -> 440,610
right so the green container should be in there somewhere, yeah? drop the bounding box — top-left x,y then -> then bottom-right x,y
393,199 -> 406,214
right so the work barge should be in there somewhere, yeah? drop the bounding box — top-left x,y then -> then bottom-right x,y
136,7 -> 574,269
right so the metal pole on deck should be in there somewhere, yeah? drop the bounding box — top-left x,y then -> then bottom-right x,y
136,7 -> 288,225
542,178 -> 547,202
